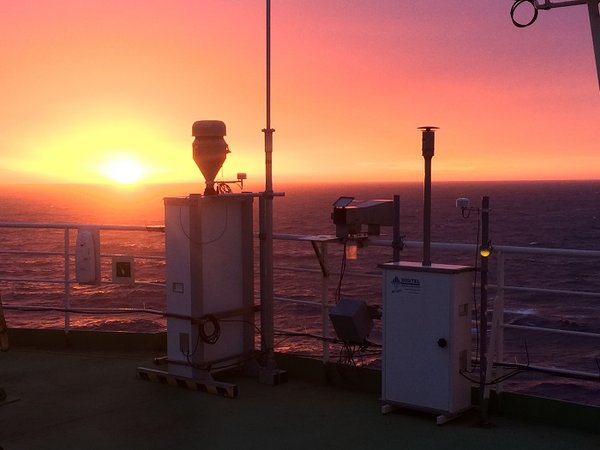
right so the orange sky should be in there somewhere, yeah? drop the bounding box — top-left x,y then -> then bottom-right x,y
1,1 -> 599,185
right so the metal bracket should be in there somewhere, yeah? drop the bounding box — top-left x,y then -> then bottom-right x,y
311,241 -> 330,278
511,0 -> 600,88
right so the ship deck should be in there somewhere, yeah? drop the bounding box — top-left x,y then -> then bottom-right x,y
1,330 -> 599,449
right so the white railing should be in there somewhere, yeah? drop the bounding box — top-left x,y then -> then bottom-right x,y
271,234 -> 600,384
0,222 -> 165,332
1,222 -> 599,386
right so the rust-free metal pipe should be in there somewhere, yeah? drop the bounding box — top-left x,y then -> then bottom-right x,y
419,126 -> 437,267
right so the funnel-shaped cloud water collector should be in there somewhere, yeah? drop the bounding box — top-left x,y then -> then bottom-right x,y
192,120 -> 230,196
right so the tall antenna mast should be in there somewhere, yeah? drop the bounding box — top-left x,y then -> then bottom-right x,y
259,0 -> 283,383
264,0 -> 274,192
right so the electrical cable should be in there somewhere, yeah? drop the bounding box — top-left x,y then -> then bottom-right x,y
220,317 -> 265,343
197,314 -> 220,345
477,337 -> 600,383
273,330 -> 382,366
181,315 -> 265,371
216,183 -> 232,194
184,349 -> 264,373
460,366 -> 524,385
460,339 -> 531,386
177,203 -> 229,246
339,343 -> 358,367
206,351 -> 265,372
274,329 -> 338,344
179,314 -> 220,371
337,340 -> 375,367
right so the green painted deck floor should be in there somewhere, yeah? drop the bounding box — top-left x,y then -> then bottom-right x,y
1,347 -> 599,450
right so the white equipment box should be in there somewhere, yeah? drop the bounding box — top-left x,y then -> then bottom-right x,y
380,262 -> 475,420
164,194 -> 254,379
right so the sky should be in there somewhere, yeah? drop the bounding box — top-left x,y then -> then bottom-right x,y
1,0 -> 599,186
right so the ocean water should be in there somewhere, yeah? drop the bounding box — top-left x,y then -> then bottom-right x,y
0,180 -> 599,405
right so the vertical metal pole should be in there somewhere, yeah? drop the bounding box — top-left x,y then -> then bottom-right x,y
64,228 -> 70,334
392,195 -> 401,262
587,0 -> 600,89
259,196 -> 273,364
419,126 -> 437,267
496,252 -> 506,395
423,154 -> 431,267
264,0 -> 274,193
483,253 -> 501,407
260,0 -> 277,374
320,242 -> 330,362
479,195 -> 490,420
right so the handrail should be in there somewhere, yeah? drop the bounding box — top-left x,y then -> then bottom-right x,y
503,323 -> 600,339
0,222 -> 164,232
1,222 -> 599,389
502,285 -> 600,297
271,234 -> 600,384
0,222 -> 165,333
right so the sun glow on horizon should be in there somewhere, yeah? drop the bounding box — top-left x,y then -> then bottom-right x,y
1,2 -> 598,185
99,154 -> 146,185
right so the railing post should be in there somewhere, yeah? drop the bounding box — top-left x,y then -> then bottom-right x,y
259,195 -> 276,372
63,227 -> 70,334
495,251 -> 506,393
320,241 -> 330,362
483,251 -> 505,404
479,196 -> 491,420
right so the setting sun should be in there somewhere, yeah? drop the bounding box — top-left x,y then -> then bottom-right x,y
99,155 -> 145,184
